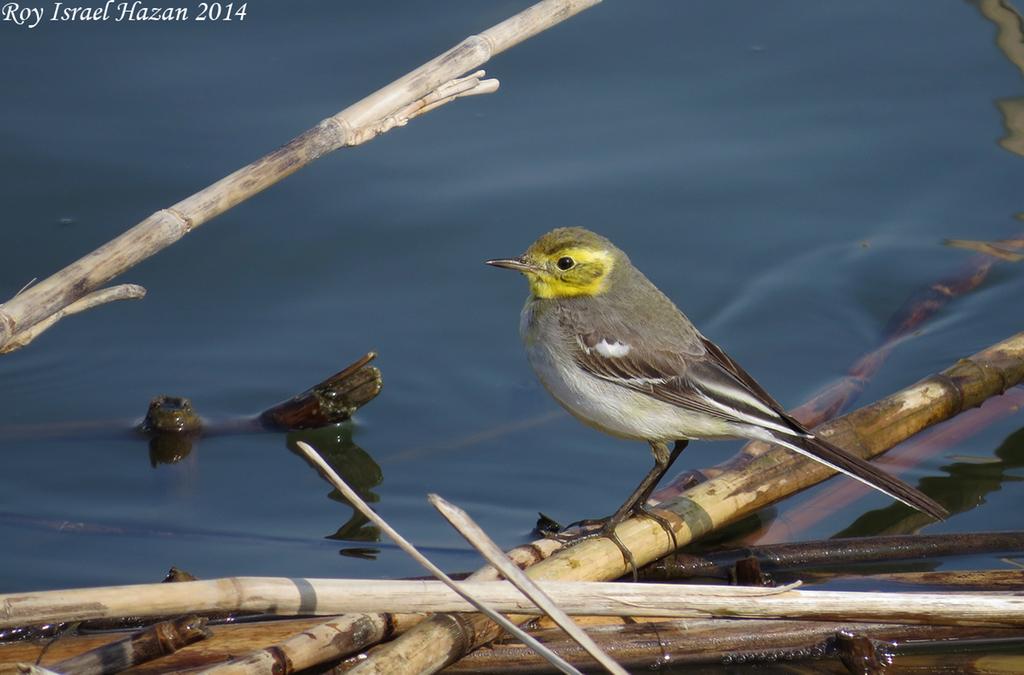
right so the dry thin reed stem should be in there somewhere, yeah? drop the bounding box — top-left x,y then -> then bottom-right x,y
0,0 -> 601,353
428,494 -> 626,675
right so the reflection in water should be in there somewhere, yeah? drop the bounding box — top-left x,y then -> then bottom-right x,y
836,422 -> 1024,538
976,0 -> 1024,156
287,425 -> 384,551
997,98 -> 1024,156
148,432 -> 197,467
977,0 -> 1024,78
140,395 -> 203,466
944,237 -> 1024,260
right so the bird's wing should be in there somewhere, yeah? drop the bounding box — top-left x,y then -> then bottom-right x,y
572,330 -> 807,439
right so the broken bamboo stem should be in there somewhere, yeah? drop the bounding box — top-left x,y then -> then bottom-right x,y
48,615 -> 209,675
191,613 -> 421,675
0,284 -> 146,355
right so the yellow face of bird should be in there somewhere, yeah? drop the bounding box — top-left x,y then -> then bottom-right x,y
486,228 -> 618,299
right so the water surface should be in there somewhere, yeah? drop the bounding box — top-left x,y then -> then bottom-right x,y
1,1 -> 1023,591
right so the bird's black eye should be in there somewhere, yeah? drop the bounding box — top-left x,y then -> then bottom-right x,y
556,256 -> 575,270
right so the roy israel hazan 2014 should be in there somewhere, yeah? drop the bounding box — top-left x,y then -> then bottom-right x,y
0,1 -> 234,28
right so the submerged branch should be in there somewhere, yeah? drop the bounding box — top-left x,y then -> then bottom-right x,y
259,352 -> 382,429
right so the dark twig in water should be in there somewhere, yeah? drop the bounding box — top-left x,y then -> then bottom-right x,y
259,352 -> 382,430
638,531 -> 1024,583
131,353 -> 383,466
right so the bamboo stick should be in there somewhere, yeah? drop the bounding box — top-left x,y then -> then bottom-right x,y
191,614 -> 414,675
0,0 -> 601,353
790,569 -> 1024,590
181,540 -> 557,675
48,615 -> 209,675
443,619 -> 1024,673
11,578 -> 1024,629
352,330 -> 1024,674
0,616 -> 417,673
9,615 -> 1020,674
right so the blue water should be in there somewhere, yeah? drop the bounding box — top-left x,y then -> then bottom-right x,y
1,1 -> 1023,592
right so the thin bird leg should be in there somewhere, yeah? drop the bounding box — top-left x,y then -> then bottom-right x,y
633,440 -> 688,550
563,440 -> 690,531
601,441 -> 675,580
601,441 -> 688,572
546,440 -> 688,579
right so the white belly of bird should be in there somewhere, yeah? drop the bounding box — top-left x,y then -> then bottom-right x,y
525,340 -> 740,442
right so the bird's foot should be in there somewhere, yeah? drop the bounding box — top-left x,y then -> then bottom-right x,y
543,508 -> 676,582
541,517 -> 607,545
632,503 -> 679,554
543,516 -> 641,580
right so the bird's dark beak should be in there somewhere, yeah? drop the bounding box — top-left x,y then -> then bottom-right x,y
485,257 -> 537,273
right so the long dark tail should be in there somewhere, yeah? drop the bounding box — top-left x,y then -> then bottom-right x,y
774,433 -> 948,521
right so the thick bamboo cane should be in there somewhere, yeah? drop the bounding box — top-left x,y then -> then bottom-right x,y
351,330 -> 1024,674
9,578 -> 1024,629
0,0 -> 601,353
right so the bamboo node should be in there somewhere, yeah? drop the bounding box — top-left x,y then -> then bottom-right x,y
158,207 -> 192,233
465,33 -> 497,60
318,117 -> 353,152
0,308 -> 15,347
266,645 -> 293,672
933,370 -> 968,413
